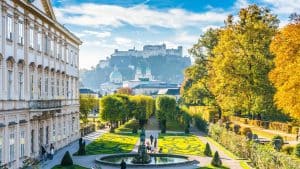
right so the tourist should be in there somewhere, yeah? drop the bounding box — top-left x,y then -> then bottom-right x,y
50,144 -> 55,160
150,134 -> 154,145
120,159 -> 126,169
158,147 -> 162,153
41,145 -> 47,161
154,137 -> 157,148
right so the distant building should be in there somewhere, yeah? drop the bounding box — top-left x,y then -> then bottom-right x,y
109,66 -> 123,83
157,88 -> 180,100
112,44 -> 182,58
79,88 -> 98,98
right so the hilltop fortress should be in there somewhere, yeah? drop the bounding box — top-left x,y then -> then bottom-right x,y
112,44 -> 183,58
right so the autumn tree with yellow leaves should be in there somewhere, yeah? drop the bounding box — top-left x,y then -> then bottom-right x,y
269,15 -> 300,119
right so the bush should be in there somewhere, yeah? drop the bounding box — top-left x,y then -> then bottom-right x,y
211,151 -> 222,167
61,151 -> 73,166
272,135 -> 284,151
242,127 -> 252,136
282,145 -> 294,155
204,143 -> 212,157
295,143 -> 300,157
246,131 -> 253,141
209,124 -> 300,169
233,124 -> 240,134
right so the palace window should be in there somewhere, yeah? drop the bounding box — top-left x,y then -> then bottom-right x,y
57,79 -> 60,96
51,77 -> 54,97
30,74 -> 34,99
50,40 -> 54,56
18,22 -> 24,45
37,33 -> 42,51
62,80 -> 65,96
20,131 -> 25,157
31,130 -> 34,153
19,72 -> 23,100
45,76 -> 48,97
9,133 -> 15,162
66,48 -> 69,63
38,77 -> 42,99
6,16 -> 13,40
8,70 -> 13,100
0,136 -> 2,164
29,28 -> 34,48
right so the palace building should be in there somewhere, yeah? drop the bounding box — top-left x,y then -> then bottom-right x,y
0,0 -> 81,168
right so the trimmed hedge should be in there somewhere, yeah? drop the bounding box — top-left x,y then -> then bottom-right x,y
209,124 -> 300,169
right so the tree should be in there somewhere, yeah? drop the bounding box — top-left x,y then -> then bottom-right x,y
211,151 -> 222,167
181,28 -> 220,107
131,95 -> 155,128
269,18 -> 300,119
61,151 -> 73,166
115,94 -> 135,123
100,95 -> 124,132
204,143 -> 212,157
117,87 -> 133,95
79,95 -> 98,124
156,96 -> 176,133
209,5 -> 279,118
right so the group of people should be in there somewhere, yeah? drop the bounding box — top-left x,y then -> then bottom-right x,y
41,143 -> 55,161
146,134 -> 158,153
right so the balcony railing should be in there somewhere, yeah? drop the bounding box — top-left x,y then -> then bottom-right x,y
29,100 -> 62,110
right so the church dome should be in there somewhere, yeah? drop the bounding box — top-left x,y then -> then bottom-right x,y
110,67 -> 122,83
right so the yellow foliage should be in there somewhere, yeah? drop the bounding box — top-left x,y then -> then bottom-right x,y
269,23 -> 300,119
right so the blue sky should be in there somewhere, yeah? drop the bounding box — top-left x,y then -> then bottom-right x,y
52,0 -> 300,69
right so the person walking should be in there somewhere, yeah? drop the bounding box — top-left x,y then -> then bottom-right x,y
120,159 -> 126,169
50,144 -> 55,160
150,134 -> 154,145
154,137 -> 157,148
41,145 -> 47,161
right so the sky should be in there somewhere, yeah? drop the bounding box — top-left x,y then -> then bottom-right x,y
52,0 -> 300,69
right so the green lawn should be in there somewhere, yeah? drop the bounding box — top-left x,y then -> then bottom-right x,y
158,133 -> 205,156
198,165 -> 230,169
115,119 -> 139,133
52,165 -> 88,169
86,133 -> 138,155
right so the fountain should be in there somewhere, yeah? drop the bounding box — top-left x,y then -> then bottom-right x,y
132,128 -> 151,163
96,128 -> 196,167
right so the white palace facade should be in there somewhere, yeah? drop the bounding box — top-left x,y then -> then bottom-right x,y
0,0 -> 81,168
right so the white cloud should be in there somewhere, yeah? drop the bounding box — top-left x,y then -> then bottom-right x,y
54,4 -> 228,29
115,37 -> 132,45
83,30 -> 111,38
261,0 -> 300,14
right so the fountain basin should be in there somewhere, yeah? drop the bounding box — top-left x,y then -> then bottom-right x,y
96,153 -> 196,167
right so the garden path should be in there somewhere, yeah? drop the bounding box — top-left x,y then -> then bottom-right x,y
191,128 -> 245,169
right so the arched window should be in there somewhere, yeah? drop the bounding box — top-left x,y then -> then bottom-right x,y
18,61 -> 24,100
29,64 -> 36,99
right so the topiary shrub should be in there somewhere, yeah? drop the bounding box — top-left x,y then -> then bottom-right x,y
282,145 -> 294,155
295,143 -> 300,157
61,151 -> 73,166
233,124 -> 240,134
246,131 -> 253,141
204,143 -> 212,157
272,135 -> 284,151
225,121 -> 230,131
211,151 -> 222,167
132,127 -> 138,134
242,127 -> 252,136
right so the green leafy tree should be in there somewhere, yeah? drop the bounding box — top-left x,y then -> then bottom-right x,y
156,96 -> 176,133
131,95 -> 155,128
100,95 -> 124,131
79,95 -> 99,124
209,5 -> 279,118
